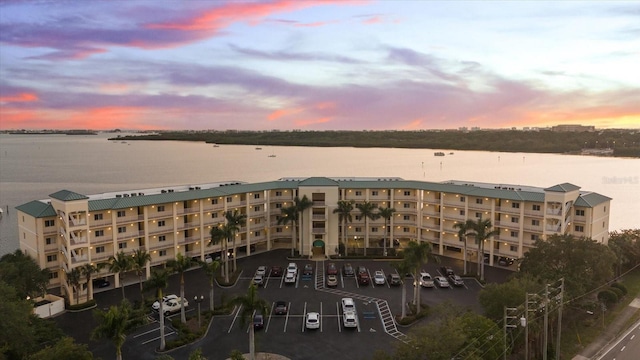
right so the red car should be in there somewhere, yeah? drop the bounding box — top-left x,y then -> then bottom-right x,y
326,263 -> 338,275
270,266 -> 283,277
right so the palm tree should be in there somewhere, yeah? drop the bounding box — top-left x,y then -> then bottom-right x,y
278,205 -> 298,257
355,201 -> 379,256
91,300 -> 131,360
404,240 -> 437,313
210,225 -> 232,283
294,195 -> 313,256
201,259 -> 221,311
67,267 -> 82,305
453,220 -> 473,275
377,206 -> 396,256
131,249 -> 151,304
144,269 -> 169,351
467,218 -> 499,281
79,263 -> 103,302
229,284 -> 270,360
333,200 -> 354,256
391,259 -> 412,319
109,251 -> 133,300
225,209 -> 247,271
167,252 -> 196,324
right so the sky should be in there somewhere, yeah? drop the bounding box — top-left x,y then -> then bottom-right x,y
0,1 -> 639,131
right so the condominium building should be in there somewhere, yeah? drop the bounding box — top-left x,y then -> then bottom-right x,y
16,177 -> 610,304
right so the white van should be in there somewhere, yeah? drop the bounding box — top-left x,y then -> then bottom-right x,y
341,297 -> 356,314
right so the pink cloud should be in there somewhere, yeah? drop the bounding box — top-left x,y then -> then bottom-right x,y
294,117 -> 333,127
268,107 -> 303,121
0,92 -> 39,103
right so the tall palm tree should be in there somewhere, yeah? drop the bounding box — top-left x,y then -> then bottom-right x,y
79,263 -> 103,302
404,240 -> 437,313
109,251 -> 133,300
225,209 -> 247,271
333,200 -> 355,256
201,259 -> 220,311
230,284 -> 270,360
144,268 -> 169,351
91,300 -> 131,360
278,205 -> 298,257
167,252 -> 196,324
355,201 -> 379,256
377,206 -> 396,256
391,259 -> 412,320
294,195 -> 313,256
467,218 -> 499,281
210,225 -> 232,283
453,220 -> 473,275
67,267 -> 82,305
131,249 -> 151,304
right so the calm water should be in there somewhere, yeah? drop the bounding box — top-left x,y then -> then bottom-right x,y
1,133 -> 638,255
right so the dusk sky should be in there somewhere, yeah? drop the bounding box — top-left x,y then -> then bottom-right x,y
1,1 -> 639,131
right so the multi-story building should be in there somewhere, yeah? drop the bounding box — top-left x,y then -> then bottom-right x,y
16,177 -> 610,304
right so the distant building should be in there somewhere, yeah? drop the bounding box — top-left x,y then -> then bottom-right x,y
551,124 -> 596,132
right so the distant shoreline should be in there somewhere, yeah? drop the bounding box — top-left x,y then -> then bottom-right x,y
107,129 -> 640,158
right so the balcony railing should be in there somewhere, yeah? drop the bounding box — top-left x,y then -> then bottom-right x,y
117,230 -> 145,240
43,226 -> 58,235
148,227 -> 172,235
148,212 -> 172,220
312,228 -> 326,234
546,208 -> 562,216
116,214 -> 144,223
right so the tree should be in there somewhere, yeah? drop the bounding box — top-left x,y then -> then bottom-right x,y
478,274 -> 541,321
391,260 -> 412,319
28,337 -> 94,360
333,200 -> 354,256
144,269 -> 169,351
356,201 -> 379,256
278,205 -> 298,257
404,240 -> 438,313
91,300 -> 132,360
294,195 -> 313,256
224,209 -> 247,271
453,220 -> 472,275
79,263 -> 103,302
0,280 -> 44,359
201,259 -> 220,311
209,225 -> 232,283
608,229 -> 640,276
0,249 -> 49,299
188,348 -> 207,360
109,251 -> 133,300
466,218 -> 499,281
67,268 -> 82,305
167,253 -> 196,324
378,206 -> 396,256
131,249 -> 151,303
229,284 -> 269,360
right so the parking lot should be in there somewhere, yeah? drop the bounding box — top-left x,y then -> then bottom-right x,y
62,249 -> 509,360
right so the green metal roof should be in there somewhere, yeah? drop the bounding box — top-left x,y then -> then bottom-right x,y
49,190 -> 89,201
299,177 -> 339,187
575,192 -> 612,207
15,200 -> 57,218
544,183 -> 581,192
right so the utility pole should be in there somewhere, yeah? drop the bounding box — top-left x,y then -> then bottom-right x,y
504,307 -> 518,360
555,278 -> 565,360
543,283 -> 549,360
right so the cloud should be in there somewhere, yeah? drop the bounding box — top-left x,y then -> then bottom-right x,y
0,92 -> 39,103
228,44 -> 365,64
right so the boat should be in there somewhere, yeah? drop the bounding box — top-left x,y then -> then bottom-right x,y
212,144 -> 220,148
268,154 -> 276,158
449,152 -> 454,155
255,147 -> 262,150
434,152 -> 445,156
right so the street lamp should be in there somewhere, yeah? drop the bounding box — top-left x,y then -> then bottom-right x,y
194,295 -> 204,327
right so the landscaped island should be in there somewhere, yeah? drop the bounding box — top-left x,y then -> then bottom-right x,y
111,129 -> 640,157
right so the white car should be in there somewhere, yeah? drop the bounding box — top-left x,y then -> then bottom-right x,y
419,272 -> 435,288
252,274 -> 265,286
343,311 -> 358,328
163,297 -> 189,315
152,294 -> 178,311
341,298 -> 356,314
434,276 -> 450,288
287,262 -> 298,274
306,312 -> 320,329
284,271 -> 296,284
374,271 -> 386,285
256,266 -> 267,276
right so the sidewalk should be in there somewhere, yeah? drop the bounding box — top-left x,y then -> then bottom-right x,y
572,297 -> 640,360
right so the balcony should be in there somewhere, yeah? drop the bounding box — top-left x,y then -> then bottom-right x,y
312,228 -> 326,234
149,242 -> 172,251
496,206 -> 520,214
148,227 -> 172,235
70,232 -> 87,245
148,211 -> 172,220
71,254 -> 88,264
177,221 -> 201,231
92,236 -> 113,245
43,226 -> 58,235
546,224 -> 561,232
312,214 -> 326,220
68,215 -> 86,227
546,208 -> 562,216
177,208 -> 199,215
116,214 -> 144,223
422,208 -> 441,217
117,230 -> 144,240
92,252 -> 112,263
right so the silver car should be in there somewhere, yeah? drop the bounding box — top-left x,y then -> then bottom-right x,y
434,276 -> 450,288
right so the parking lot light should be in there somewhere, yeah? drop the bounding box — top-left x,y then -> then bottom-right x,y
194,295 -> 204,327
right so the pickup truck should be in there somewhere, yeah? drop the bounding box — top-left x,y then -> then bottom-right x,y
162,297 -> 189,316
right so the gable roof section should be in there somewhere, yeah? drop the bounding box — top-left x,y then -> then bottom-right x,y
15,200 -> 56,218
544,183 -> 581,192
49,190 -> 89,201
575,192 -> 612,207
299,177 -> 339,187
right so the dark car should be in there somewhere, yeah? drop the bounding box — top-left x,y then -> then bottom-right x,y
342,263 -> 355,277
253,314 -> 264,330
303,264 -> 313,276
326,263 -> 338,275
270,266 -> 283,277
498,257 -> 515,266
378,238 -> 401,248
357,271 -> 370,285
274,301 -> 288,315
93,278 -> 110,288
440,266 -> 454,276
388,273 -> 402,286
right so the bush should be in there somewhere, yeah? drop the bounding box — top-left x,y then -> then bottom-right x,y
608,286 -> 624,300
598,289 -> 618,305
611,282 -> 628,295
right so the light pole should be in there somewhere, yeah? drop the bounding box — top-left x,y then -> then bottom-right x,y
194,295 -> 204,327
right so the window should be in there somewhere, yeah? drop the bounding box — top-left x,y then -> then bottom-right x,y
117,210 -> 125,217
372,191 -> 378,196
575,209 -> 585,216
255,230 -> 261,236
45,219 -> 55,227
459,210 -> 465,216
532,204 -> 541,211
95,230 -> 104,237
531,219 -> 540,226
510,245 -> 518,252
575,225 -> 584,232
254,206 -> 260,212
158,220 -> 165,227
211,199 -> 218,205
275,191 -> 282,197
159,235 -> 166,242
159,250 -> 167,257
604,206 -> 607,212
118,226 -> 127,234
355,227 -> 362,232
96,246 -> 105,253
403,227 -> 410,232
118,242 -> 127,249
254,218 -> 261,224
276,228 -> 282,233
531,234 -> 540,241
475,212 -> 482,219
460,196 -> 465,202
404,191 -> 411,196
46,254 -> 57,262
510,231 -> 518,237
49,272 -> 58,280
403,215 -> 410,220
94,214 -> 103,221
403,203 -> 410,208
355,215 -> 361,221
355,191 -> 362,196
211,213 -> 218,218
226,197 -> 232,203
45,237 -> 55,245
371,227 -> 378,233
254,193 -> 260,199
476,198 -> 483,204
494,242 -> 500,250
275,203 -> 282,209
512,202 -> 520,209
511,217 -> 519,223
158,205 -> 165,212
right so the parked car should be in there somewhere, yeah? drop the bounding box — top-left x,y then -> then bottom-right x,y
252,274 -> 265,286
387,273 -> 402,286
448,274 -> 464,287
163,297 -> 189,316
440,266 -> 455,276
284,271 -> 296,284
306,312 -> 320,329
374,271 -> 386,285
326,274 -> 338,287
343,311 -> 357,328
270,266 -> 283,277
152,294 -> 178,311
204,254 -> 213,264
341,298 -> 356,314
357,266 -> 367,275
93,278 -> 110,288
303,264 -> 313,276
274,301 -> 288,315
357,271 -> 370,285
434,276 -> 450,288
419,272 -> 434,288
255,266 -> 267,276
253,314 -> 264,330
498,257 -> 515,266
342,263 -> 355,277
326,262 -> 338,275
378,238 -> 401,248
287,262 -> 298,274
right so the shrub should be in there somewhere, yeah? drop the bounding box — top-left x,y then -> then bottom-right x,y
610,282 -> 628,295
597,289 -> 618,305
608,286 -> 624,300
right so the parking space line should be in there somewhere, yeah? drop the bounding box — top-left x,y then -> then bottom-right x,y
320,302 -> 323,332
133,327 -> 161,338
336,302 -> 341,333
141,331 -> 175,345
265,302 -> 274,333
228,305 -> 241,333
246,310 -> 256,334
302,302 -> 307,333
283,302 -> 291,332
367,269 -> 374,288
